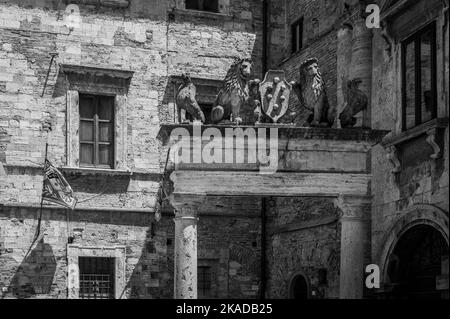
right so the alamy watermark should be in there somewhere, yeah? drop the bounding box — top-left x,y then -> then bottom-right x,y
366,4 -> 381,29
365,264 -> 381,289
169,122 -> 279,174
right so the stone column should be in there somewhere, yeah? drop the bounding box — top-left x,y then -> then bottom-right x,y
336,24 -> 353,128
171,197 -> 201,299
334,195 -> 371,299
350,18 -> 373,128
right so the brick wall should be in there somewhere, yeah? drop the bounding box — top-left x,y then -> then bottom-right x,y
271,0 -> 342,125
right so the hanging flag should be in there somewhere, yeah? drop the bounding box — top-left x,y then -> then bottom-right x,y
42,159 -> 77,209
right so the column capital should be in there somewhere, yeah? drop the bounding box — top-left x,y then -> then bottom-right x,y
333,194 -> 372,220
169,193 -> 203,218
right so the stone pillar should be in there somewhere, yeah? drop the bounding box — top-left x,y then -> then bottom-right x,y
336,24 -> 353,127
350,18 -> 373,128
334,195 -> 371,299
171,197 -> 201,299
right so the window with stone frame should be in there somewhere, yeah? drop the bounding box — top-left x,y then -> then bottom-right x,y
185,0 -> 219,13
291,17 -> 304,54
79,257 -> 115,299
62,65 -> 132,171
401,21 -> 437,131
79,94 -> 115,168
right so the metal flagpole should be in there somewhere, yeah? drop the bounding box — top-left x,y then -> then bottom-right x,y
24,142 -> 48,259
35,142 -> 49,241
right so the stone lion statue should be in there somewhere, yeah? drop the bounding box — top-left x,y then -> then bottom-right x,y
292,58 -> 336,127
211,58 -> 253,125
175,73 -> 205,123
339,78 -> 368,128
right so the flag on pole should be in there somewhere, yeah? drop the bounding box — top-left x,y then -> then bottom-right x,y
42,159 -> 77,209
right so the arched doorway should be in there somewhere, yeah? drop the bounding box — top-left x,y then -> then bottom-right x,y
290,274 -> 309,299
385,224 -> 449,299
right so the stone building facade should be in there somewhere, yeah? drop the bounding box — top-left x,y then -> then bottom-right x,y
0,0 -> 448,299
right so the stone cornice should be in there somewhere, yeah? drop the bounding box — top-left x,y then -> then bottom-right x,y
158,124 -> 389,145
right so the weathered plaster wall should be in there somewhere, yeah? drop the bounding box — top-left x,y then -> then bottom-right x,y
370,0 -> 449,266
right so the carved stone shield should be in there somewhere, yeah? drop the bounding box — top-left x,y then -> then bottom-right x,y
259,70 -> 292,123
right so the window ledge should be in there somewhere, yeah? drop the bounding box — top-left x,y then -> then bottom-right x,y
170,8 -> 233,21
61,166 -> 132,176
382,118 -> 448,147
381,117 -> 448,174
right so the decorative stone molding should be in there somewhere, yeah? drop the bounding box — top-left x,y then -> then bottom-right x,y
380,20 -> 394,56
333,195 -> 372,220
381,118 -> 449,173
63,65 -> 132,170
67,245 -> 126,299
386,145 -> 401,174
426,128 -> 442,159
64,0 -> 130,9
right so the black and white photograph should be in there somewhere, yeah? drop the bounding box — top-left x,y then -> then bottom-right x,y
0,0 -> 448,308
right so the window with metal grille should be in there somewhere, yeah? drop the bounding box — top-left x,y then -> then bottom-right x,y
79,94 -> 115,168
185,0 -> 219,13
401,21 -> 437,131
291,18 -> 303,54
198,266 -> 212,298
79,257 -> 115,299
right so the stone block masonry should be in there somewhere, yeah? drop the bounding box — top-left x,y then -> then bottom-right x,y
0,0 -> 265,299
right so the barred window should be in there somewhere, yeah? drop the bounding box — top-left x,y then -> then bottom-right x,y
198,266 -> 212,298
79,257 -> 115,299
79,94 -> 115,168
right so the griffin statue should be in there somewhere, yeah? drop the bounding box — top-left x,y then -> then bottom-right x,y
339,78 -> 368,128
175,73 -> 205,123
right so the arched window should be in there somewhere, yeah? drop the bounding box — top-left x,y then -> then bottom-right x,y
290,274 -> 309,299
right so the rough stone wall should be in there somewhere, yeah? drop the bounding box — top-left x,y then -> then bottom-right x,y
0,197 -> 262,299
370,0 -> 449,264
266,197 -> 341,299
0,0 -> 264,299
0,206 -> 171,299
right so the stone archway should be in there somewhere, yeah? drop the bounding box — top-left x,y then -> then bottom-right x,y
378,204 -> 449,298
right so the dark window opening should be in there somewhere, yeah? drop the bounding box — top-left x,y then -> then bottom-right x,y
79,257 -> 115,299
290,275 -> 308,299
185,103 -> 213,124
401,21 -> 437,131
79,94 -> 115,168
185,0 -> 219,13
291,18 -> 304,54
198,266 -> 212,298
